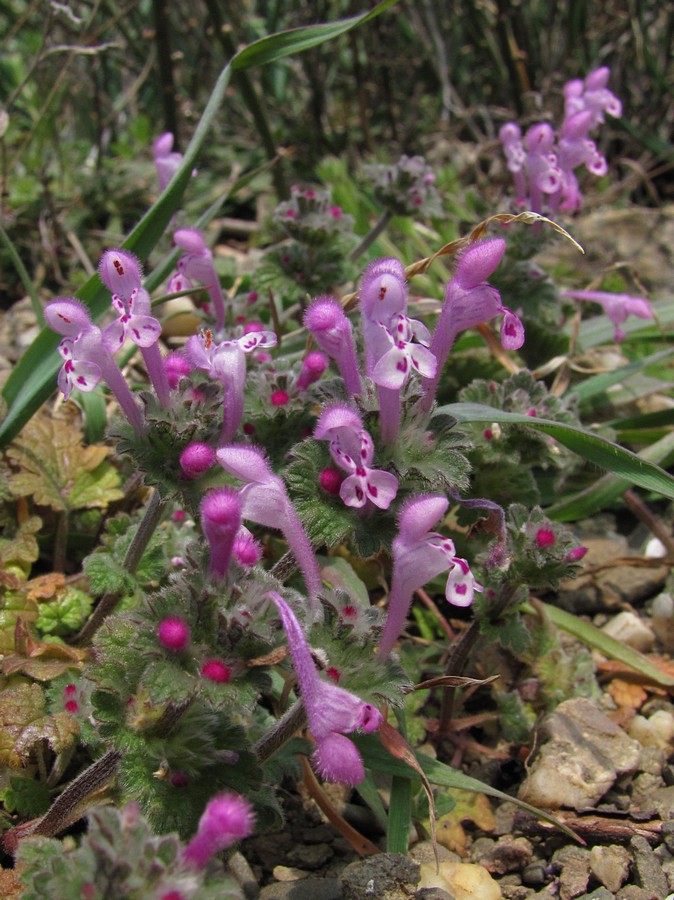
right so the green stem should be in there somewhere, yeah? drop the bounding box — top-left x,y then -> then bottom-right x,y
253,699 -> 307,763
349,210 -> 393,262
75,490 -> 166,644
0,225 -> 44,326
203,0 -> 288,198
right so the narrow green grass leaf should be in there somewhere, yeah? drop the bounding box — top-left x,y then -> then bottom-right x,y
545,430 -> 674,520
353,734 -> 582,844
0,225 -> 43,327
568,348 -> 674,408
0,2 -> 397,447
438,403 -> 674,503
522,601 -> 674,688
231,0 -> 399,70
387,775 -> 413,853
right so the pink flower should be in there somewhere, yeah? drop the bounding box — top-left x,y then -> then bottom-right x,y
378,494 -> 483,659
560,289 -> 654,342
157,617 -> 190,652
268,591 -> 382,786
183,793 -> 255,868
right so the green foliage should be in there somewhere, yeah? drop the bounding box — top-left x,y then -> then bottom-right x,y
35,587 -> 92,636
17,804 -> 244,900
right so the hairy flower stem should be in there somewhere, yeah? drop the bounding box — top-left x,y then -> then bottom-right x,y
437,585 -> 518,736
349,210 -> 393,262
254,699 -> 307,763
2,750 -> 122,853
75,490 -> 166,645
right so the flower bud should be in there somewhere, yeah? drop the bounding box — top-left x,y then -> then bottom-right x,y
157,617 -> 191,652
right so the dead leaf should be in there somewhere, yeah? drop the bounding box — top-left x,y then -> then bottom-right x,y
608,678 -> 648,710
436,789 -> 495,857
0,683 -> 79,768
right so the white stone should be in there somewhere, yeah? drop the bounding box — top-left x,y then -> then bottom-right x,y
601,610 -> 655,653
629,710 -> 674,750
418,861 -> 502,899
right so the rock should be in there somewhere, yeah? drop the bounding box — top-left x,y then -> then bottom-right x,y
341,854 -> 420,900
577,890 -> 615,900
518,698 -> 641,809
259,877 -> 342,900
413,890 -> 454,900
286,842 -> 334,870
552,846 -> 591,900
601,612 -> 655,653
630,835 -> 669,898
302,825 -> 337,844
652,785 -> 674,819
418,861 -> 502,899
662,821 -> 674,854
500,885 -> 532,900
615,887 -> 658,900
590,845 -> 631,892
556,535 -> 668,612
472,836 -> 534,875
651,592 -> 674,651
522,862 -> 548,887
409,840 -> 462,866
629,710 -> 674,751
272,866 -> 309,882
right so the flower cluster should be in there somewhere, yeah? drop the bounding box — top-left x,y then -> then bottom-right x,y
45,249 -> 170,432
500,67 -> 621,214
363,154 -> 441,216
314,405 -> 398,510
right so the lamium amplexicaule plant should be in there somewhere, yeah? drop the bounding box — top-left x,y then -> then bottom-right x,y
2,20 -> 674,897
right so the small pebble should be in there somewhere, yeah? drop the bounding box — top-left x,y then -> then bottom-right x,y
522,862 -> 548,887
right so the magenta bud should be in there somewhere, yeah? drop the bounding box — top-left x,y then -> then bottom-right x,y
165,351 -> 192,389
174,228 -> 207,254
201,487 -> 242,577
157,617 -> 190,652
270,389 -> 289,407
565,545 -> 588,562
201,659 -> 232,683
99,249 -> 143,298
183,792 -> 255,869
455,239 -> 506,290
535,528 -> 556,549
319,467 -> 343,495
297,351 -> 328,391
180,442 -> 216,479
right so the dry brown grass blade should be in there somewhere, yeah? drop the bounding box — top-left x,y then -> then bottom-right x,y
342,210 -> 583,312
299,755 -> 380,857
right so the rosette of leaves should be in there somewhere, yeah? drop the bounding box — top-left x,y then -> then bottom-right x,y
84,562 -> 267,836
83,510 -> 168,606
112,375 -> 224,500
16,803 -> 244,900
457,370 -> 581,507
362,154 -> 441,217
254,187 -> 357,305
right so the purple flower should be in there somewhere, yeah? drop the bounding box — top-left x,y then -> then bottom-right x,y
98,249 -> 143,303
420,239 -> 523,412
560,289 -> 654,342
174,228 -> 226,331
295,350 -> 329,392
359,257 -> 411,444
371,313 -> 436,390
201,487 -> 242,578
304,297 -> 362,396
183,792 -> 255,869
314,405 -> 398,510
185,328 -> 277,441
499,122 -> 527,205
378,494 -> 483,659
267,591 -> 382,786
45,298 -> 144,432
99,249 -> 170,405
216,445 -> 322,615
153,132 -> 183,192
